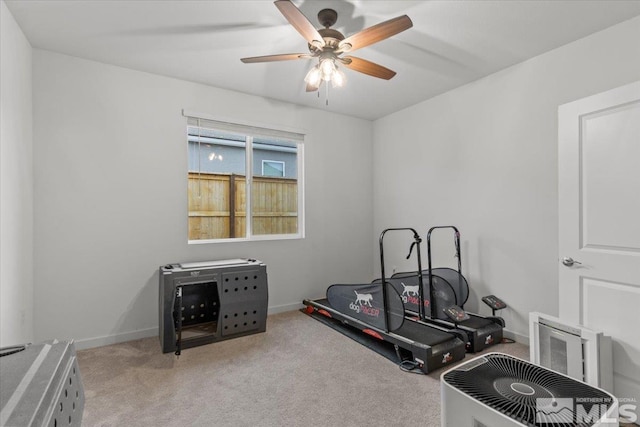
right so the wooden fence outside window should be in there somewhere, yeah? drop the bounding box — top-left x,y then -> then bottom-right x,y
188,172 -> 298,240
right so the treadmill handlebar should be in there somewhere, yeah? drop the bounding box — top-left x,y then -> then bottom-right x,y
379,228 -> 426,328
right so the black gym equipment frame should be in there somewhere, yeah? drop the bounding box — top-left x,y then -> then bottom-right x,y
303,228 -> 466,374
393,226 -> 505,353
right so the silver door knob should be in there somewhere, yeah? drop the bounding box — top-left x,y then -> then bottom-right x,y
562,257 -> 582,267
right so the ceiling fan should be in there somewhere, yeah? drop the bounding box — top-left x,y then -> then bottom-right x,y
241,0 -> 413,93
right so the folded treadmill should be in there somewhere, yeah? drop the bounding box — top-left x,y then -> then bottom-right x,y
303,228 -> 466,374
389,226 -> 506,353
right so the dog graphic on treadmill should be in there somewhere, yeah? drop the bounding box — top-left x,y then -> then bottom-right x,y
401,282 -> 419,297
354,291 -> 373,307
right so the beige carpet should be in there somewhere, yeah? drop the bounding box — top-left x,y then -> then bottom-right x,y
77,310 -> 529,427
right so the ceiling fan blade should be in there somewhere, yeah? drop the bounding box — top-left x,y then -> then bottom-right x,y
338,15 -> 412,53
241,53 -> 312,63
274,0 -> 325,48
341,56 -> 396,80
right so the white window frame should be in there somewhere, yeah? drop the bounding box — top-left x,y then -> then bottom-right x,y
184,110 -> 305,244
261,160 -> 285,177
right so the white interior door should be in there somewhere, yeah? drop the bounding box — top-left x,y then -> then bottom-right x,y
559,80 -> 640,422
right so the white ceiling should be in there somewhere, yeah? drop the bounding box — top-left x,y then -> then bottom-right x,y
6,0 -> 640,120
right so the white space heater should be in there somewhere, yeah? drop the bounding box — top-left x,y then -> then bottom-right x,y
529,312 -> 613,392
441,352 -> 619,427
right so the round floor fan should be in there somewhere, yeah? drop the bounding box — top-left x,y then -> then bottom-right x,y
241,0 -> 412,92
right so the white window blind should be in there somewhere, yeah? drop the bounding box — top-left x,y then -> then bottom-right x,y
184,114 -> 304,143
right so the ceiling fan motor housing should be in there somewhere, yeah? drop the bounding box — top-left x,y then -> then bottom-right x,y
309,28 -> 345,52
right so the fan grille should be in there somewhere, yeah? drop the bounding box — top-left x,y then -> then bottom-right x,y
443,354 -> 614,427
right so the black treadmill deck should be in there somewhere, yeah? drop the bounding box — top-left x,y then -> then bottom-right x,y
405,307 -> 504,353
313,299 -> 454,347
303,298 -> 466,373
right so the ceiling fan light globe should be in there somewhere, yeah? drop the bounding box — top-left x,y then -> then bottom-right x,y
304,66 -> 321,86
320,58 -> 336,75
332,69 -> 346,88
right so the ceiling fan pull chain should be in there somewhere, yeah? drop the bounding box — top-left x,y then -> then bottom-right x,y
326,82 -> 329,106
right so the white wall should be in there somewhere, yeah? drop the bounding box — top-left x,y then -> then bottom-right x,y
0,1 -> 34,347
32,50 -> 373,348
372,16 -> 640,341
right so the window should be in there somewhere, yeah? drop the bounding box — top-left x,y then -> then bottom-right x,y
185,113 -> 304,242
262,160 -> 285,177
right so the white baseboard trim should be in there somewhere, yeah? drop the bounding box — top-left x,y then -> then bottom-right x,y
502,328 -> 529,345
268,302 -> 303,315
75,303 -> 304,350
75,327 -> 158,351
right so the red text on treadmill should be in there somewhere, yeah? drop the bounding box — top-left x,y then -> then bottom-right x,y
348,302 -> 379,317
360,305 -> 380,317
403,295 -> 430,308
